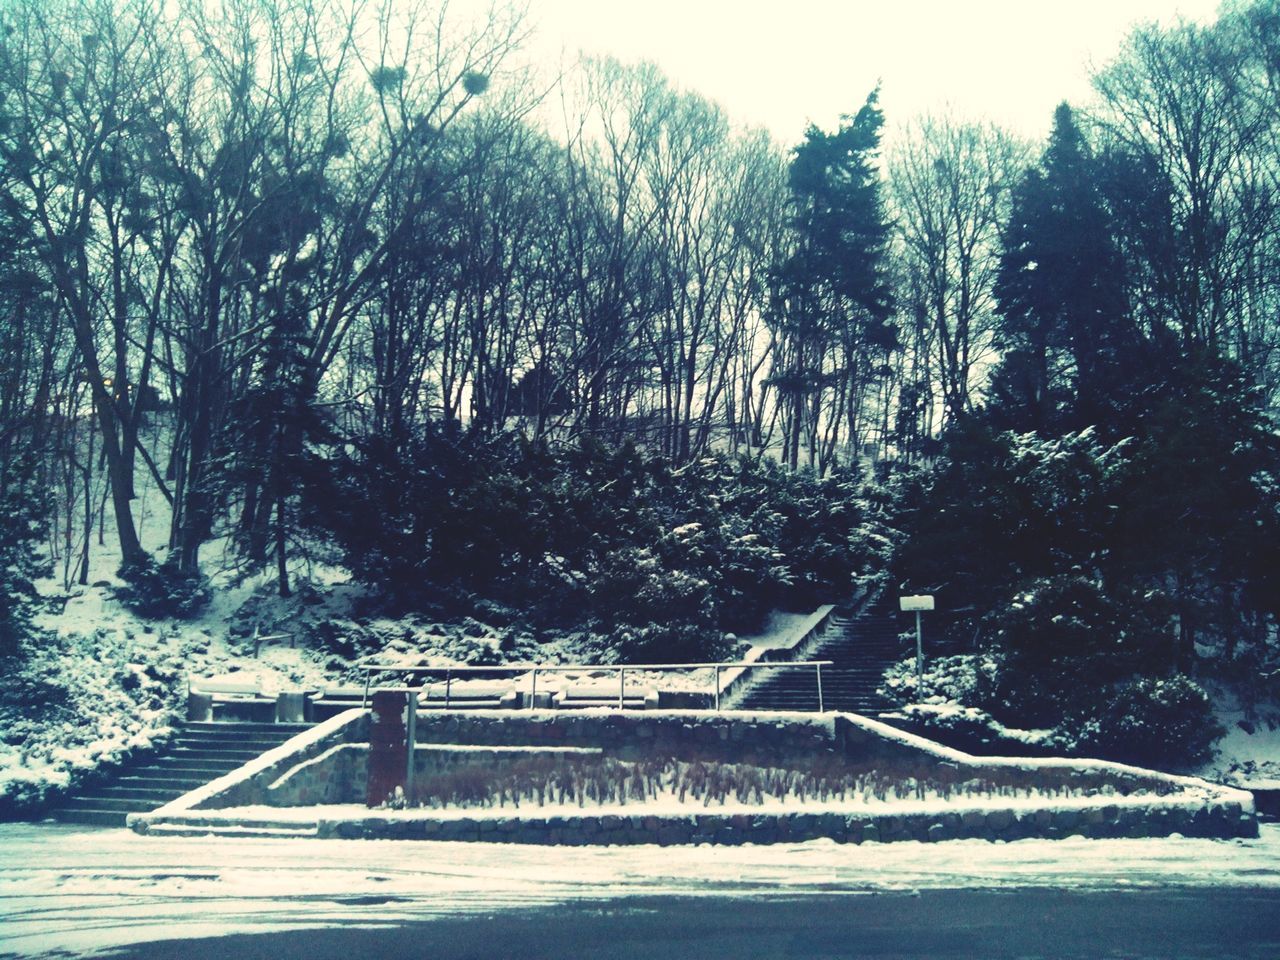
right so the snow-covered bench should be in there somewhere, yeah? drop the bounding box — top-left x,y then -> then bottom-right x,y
307,686 -> 368,722
188,678 -> 276,722
552,682 -> 657,711
417,679 -> 520,710
308,681 -> 522,719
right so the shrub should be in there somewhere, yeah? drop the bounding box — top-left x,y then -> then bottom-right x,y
890,704 -> 1057,757
114,557 -> 211,620
605,622 -> 731,664
0,460 -> 49,659
307,432 -> 894,662
982,574 -> 1170,678
1053,674 -> 1224,770
0,628 -> 182,815
881,653 -> 1003,710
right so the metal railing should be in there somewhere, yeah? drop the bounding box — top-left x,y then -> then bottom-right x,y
359,659 -> 836,712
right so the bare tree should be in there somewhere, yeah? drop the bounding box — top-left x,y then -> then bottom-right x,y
889,113 -> 1028,429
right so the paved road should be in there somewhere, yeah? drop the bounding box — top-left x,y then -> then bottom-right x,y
2,822 -> 1278,958
114,889 -> 1280,960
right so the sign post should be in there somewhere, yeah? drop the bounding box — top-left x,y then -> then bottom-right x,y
899,595 -> 935,696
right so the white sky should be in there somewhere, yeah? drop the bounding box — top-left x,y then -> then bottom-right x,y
509,0 -> 1226,145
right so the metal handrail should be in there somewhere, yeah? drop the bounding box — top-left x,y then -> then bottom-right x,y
359,660 -> 835,712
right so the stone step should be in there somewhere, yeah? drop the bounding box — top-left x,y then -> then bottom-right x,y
117,774 -> 215,790
179,721 -> 313,736
47,720 -> 313,829
61,796 -> 161,813
138,758 -> 247,773
92,786 -> 187,803
131,769 -> 238,782
143,821 -> 319,839
166,748 -> 268,763
740,610 -> 908,713
173,734 -> 295,749
53,808 -> 130,827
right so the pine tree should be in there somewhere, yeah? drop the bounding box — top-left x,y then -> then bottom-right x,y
0,456 -> 48,658
992,104 -> 1133,432
770,90 -> 896,468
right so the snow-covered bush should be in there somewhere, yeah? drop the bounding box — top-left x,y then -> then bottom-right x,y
889,704 -> 1057,757
983,574 -> 1170,682
881,653 -> 1004,709
114,557 -> 212,620
0,627 -> 183,815
1052,675 -> 1224,769
0,461 -> 50,658
882,652 -> 1221,769
309,430 -> 894,662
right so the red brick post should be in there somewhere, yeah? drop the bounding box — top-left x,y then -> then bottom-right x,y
367,689 -> 410,807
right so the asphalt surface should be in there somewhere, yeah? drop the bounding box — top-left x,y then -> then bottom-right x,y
107,889 -> 1280,960
3,822 -> 1279,959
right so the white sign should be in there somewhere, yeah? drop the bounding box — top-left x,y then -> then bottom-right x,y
899,595 -> 935,612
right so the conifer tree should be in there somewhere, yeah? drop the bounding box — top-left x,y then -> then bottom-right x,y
770,91 -> 896,468
993,104 -> 1133,432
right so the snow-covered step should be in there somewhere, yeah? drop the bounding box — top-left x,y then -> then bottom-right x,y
53,808 -> 133,827
92,786 -> 187,803
738,609 -> 907,715
117,774 -> 215,789
180,721 -> 313,736
166,747 -> 272,763
143,821 -> 320,839
48,720 -> 313,828
59,796 -> 161,814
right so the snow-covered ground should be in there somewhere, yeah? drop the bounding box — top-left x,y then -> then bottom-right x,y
1,822 -> 1277,957
1198,708 -> 1280,789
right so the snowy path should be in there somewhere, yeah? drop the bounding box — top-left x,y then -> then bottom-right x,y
1,822 -> 1278,957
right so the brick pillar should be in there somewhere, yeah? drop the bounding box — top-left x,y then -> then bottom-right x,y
366,689 -> 409,807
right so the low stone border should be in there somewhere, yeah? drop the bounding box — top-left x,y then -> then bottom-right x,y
313,801 -> 1257,844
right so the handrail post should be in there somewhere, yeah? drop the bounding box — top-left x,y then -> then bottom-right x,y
445,669 -> 451,710
816,662 -> 824,714
362,670 -> 372,710
530,668 -> 538,710
618,667 -> 625,709
714,665 -> 721,711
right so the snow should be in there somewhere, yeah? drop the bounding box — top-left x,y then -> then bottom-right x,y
737,609 -> 822,655
1197,706 -> 1280,789
9,417 -> 1279,819
2,822 -> 1278,956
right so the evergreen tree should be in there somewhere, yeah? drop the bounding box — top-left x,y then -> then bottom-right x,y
993,104 -> 1133,432
0,456 -> 48,658
770,90 -> 896,468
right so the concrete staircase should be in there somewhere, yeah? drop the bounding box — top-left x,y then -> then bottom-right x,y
52,721 -> 310,827
737,611 -> 906,715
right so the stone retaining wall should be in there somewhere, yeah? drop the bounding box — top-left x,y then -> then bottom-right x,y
266,744 -> 368,806
408,711 -> 1177,797
263,743 -> 604,807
